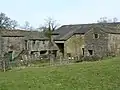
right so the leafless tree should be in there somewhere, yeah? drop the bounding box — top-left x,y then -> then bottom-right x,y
113,17 -> 118,23
39,17 -> 59,64
0,12 -> 18,29
97,17 -> 118,23
21,21 -> 34,30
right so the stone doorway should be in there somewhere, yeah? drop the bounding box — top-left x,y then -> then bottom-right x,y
82,48 -> 84,56
56,43 -> 64,56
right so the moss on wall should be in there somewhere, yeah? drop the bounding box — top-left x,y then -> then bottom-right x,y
64,34 -> 84,57
108,34 -> 120,55
84,28 -> 109,57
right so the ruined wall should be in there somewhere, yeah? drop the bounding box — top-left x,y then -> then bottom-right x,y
1,36 -> 25,58
0,35 -> 2,56
64,34 -> 85,57
0,29 -> 50,60
108,34 -> 120,55
27,40 -> 49,51
84,28 -> 109,57
27,39 -> 59,59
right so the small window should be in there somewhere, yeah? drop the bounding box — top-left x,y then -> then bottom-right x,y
25,40 -> 27,50
94,34 -> 99,39
8,51 -> 13,61
43,40 -> 45,44
40,50 -> 47,54
88,50 -> 93,55
67,53 -> 71,57
32,40 -> 36,45
82,48 -> 84,56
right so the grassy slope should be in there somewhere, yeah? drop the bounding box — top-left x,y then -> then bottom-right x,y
0,57 -> 120,90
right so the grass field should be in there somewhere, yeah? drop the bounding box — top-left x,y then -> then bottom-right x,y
0,57 -> 120,90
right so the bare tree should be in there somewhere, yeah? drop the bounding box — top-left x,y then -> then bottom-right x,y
113,17 -> 118,23
39,17 -> 59,64
97,17 -> 109,23
0,12 -> 18,29
44,18 -> 58,31
21,21 -> 34,30
10,20 -> 18,29
97,17 -> 118,23
24,21 -> 30,29
41,17 -> 59,40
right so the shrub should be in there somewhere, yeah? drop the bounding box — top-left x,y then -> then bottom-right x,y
82,55 -> 102,62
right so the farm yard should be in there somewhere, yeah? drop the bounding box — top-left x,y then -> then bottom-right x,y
0,1 -> 120,90
0,57 -> 120,90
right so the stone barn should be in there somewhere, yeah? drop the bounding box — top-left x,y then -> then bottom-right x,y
0,29 -> 58,61
0,29 -> 25,60
84,26 -> 120,57
53,22 -> 120,59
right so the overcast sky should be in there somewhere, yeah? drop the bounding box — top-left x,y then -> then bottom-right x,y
0,0 -> 120,27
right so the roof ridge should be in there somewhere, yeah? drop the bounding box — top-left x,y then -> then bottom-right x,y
0,29 -> 40,33
95,26 -> 120,34
60,22 -> 120,26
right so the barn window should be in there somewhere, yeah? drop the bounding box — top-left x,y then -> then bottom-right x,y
32,40 -> 36,47
67,53 -> 71,57
43,40 -> 45,44
33,40 -> 36,44
40,50 -> 47,54
25,40 -> 27,50
88,50 -> 93,55
94,34 -> 99,39
82,48 -> 84,56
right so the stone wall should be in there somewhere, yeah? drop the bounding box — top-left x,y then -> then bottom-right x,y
0,29 -> 53,61
108,34 -> 120,55
1,36 -> 25,59
64,34 -> 85,58
0,35 -> 2,55
84,28 -> 109,57
27,40 -> 49,51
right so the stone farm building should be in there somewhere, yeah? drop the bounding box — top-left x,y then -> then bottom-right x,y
0,29 -> 58,61
0,22 -> 120,61
53,22 -> 120,59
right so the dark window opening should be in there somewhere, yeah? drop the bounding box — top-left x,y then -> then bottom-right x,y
52,50 -> 57,57
56,43 -> 64,57
8,51 -> 13,61
67,53 -> 71,57
33,40 -> 36,44
31,51 -> 39,55
43,40 -> 45,44
31,51 -> 34,54
82,48 -> 84,56
88,50 -> 93,55
32,40 -> 36,47
25,40 -> 27,50
40,50 -> 47,54
94,34 -> 99,39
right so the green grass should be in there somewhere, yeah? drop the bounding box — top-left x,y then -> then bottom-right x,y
0,57 -> 120,90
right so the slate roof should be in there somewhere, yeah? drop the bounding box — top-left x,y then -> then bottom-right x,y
53,25 -> 82,40
0,29 -> 48,40
1,22 -> 120,41
25,31 -> 48,40
0,29 -> 24,37
99,26 -> 120,34
53,22 -> 120,41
